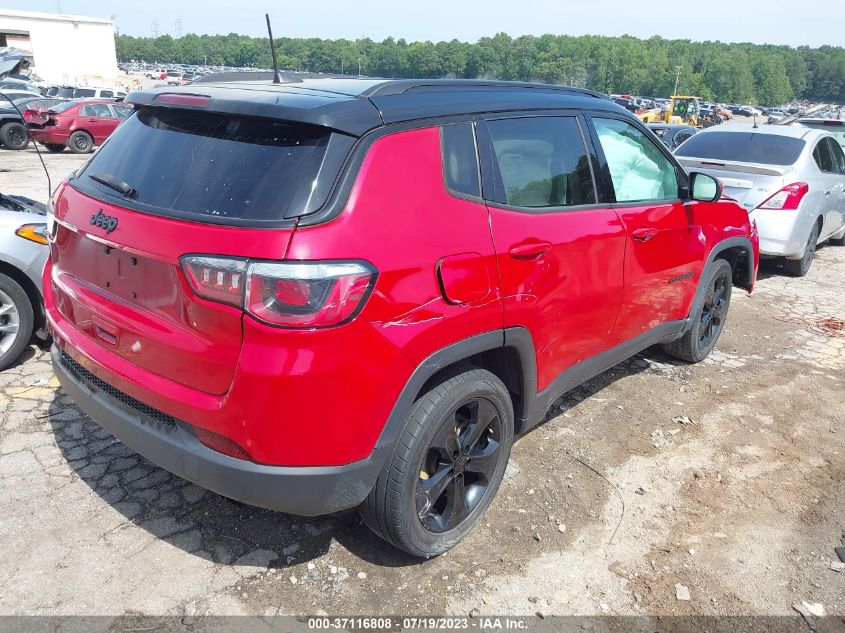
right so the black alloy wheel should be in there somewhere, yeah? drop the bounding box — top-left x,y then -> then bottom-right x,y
416,397 -> 503,533
697,271 -> 729,352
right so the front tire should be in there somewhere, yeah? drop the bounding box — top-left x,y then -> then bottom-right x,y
0,122 -> 29,150
783,221 -> 820,277
361,368 -> 514,558
663,259 -> 732,363
68,131 -> 94,154
0,273 -> 34,371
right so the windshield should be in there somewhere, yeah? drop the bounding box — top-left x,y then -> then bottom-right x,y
799,122 -> 845,147
74,108 -> 344,225
675,131 -> 806,165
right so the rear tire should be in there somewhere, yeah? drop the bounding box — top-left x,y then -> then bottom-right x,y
0,122 -> 29,150
663,259 -> 732,363
361,368 -> 514,558
44,143 -> 65,153
783,221 -> 820,277
0,273 -> 34,371
68,131 -> 94,154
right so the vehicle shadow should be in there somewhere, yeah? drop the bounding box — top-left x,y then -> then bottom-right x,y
45,393 -> 417,569
43,343 -> 689,570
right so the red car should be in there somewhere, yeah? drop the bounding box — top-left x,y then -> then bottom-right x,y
28,99 -> 133,154
44,79 -> 759,557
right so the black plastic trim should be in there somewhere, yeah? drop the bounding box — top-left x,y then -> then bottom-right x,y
506,321 -> 686,431
374,330 -> 506,448
52,345 -> 388,516
683,236 -> 756,324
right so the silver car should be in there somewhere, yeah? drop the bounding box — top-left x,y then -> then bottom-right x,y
0,196 -> 50,370
675,124 -> 845,276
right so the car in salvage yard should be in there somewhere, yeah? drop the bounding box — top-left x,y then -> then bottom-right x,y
43,77 -> 758,557
28,99 -> 133,153
647,123 -> 697,151
675,124 -> 845,276
0,96 -> 65,150
0,194 -> 49,370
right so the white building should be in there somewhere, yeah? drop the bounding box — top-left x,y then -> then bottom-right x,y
0,9 -> 118,86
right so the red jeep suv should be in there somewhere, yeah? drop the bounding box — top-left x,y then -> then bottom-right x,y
44,78 -> 759,557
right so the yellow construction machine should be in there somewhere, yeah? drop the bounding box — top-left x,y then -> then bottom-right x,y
640,95 -> 702,126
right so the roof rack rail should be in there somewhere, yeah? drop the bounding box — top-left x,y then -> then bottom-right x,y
360,79 -> 606,99
193,70 -> 304,85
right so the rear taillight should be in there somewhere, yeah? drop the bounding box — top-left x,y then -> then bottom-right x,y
180,256 -> 247,305
180,256 -> 376,328
756,182 -> 809,211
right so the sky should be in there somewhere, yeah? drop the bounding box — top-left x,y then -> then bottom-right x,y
4,0 -> 844,48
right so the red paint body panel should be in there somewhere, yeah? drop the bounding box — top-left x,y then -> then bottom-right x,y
437,253 -> 492,304
49,183 -> 294,395
285,127 -> 503,368
613,198 -> 758,343
489,206 -> 626,391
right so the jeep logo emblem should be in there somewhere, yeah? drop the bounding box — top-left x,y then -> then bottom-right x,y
91,210 -> 118,233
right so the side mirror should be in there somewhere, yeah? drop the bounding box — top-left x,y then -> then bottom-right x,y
690,172 -> 722,202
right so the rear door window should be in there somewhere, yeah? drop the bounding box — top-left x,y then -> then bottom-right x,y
74,107 -> 350,226
592,117 -> 680,203
441,122 -> 481,199
824,137 -> 845,174
485,116 -> 596,208
813,140 -> 834,173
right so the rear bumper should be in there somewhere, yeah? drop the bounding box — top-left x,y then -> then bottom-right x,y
51,344 -> 388,515
30,129 -> 66,145
751,208 -> 812,258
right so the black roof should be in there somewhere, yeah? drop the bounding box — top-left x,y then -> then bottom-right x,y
126,76 -> 622,136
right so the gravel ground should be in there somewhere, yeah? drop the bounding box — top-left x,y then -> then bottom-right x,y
0,138 -> 843,630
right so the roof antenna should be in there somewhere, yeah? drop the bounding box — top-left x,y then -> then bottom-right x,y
265,13 -> 281,84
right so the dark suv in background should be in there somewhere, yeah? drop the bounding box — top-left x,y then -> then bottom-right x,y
44,77 -> 758,557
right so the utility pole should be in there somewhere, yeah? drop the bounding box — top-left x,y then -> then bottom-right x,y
358,57 -> 362,76
673,65 -> 683,96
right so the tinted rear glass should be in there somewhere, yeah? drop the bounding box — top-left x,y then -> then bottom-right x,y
74,108 -> 339,225
74,88 -> 96,97
675,131 -> 805,165
50,101 -> 79,113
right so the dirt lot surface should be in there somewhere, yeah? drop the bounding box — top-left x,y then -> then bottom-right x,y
1,137 -> 844,630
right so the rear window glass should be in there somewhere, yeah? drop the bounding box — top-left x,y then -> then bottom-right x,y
74,108 -> 340,225
74,88 -> 96,97
50,101 -> 79,114
675,131 -> 805,165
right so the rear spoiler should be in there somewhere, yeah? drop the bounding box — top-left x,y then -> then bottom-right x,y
677,157 -> 788,177
125,85 -> 383,136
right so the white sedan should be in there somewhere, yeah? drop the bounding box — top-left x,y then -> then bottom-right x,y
675,124 -> 845,276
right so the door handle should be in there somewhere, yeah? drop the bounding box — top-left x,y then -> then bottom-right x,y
508,240 -> 552,260
632,227 -> 659,242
